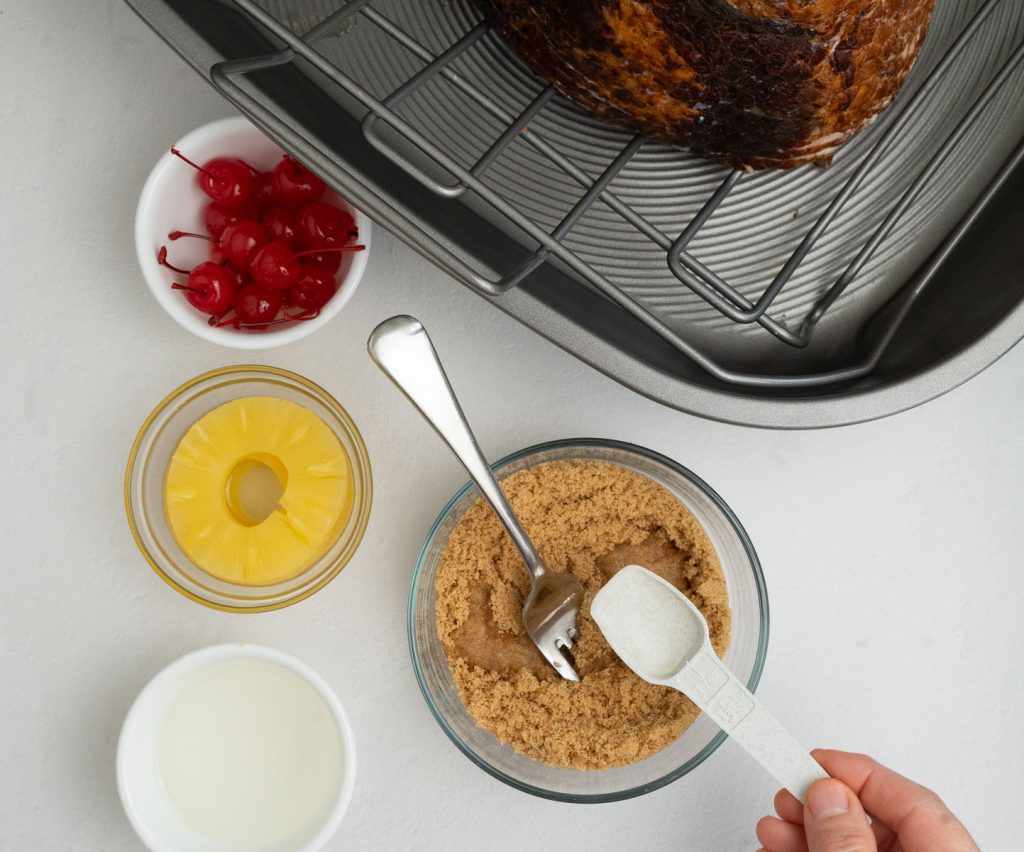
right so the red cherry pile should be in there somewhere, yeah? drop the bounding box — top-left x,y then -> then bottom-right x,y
159,148 -> 364,330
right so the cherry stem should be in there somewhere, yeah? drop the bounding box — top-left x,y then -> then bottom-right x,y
216,307 -> 320,329
288,307 -> 320,322
170,147 -> 214,179
170,283 -> 198,294
169,230 -> 215,243
157,246 -> 191,276
290,244 -> 365,261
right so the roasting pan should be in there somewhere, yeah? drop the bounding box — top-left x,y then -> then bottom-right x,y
124,0 -> 1024,428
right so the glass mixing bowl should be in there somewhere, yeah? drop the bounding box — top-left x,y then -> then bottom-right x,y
125,366 -> 372,613
409,438 -> 768,802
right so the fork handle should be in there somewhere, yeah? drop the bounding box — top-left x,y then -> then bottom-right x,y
368,315 -> 547,579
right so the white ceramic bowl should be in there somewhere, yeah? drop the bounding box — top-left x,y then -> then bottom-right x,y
117,644 -> 356,852
135,116 -> 372,348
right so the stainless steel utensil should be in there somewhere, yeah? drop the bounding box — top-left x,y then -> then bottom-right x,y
368,315 -> 584,681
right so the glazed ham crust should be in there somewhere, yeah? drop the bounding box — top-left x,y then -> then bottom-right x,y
477,0 -> 937,168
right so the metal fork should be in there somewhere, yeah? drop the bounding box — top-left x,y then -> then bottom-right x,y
368,315 -> 584,681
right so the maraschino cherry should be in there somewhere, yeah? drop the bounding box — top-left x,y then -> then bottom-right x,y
223,263 -> 250,290
220,221 -> 269,268
299,248 -> 343,273
250,240 -> 302,290
272,156 -> 325,204
171,148 -> 254,208
233,285 -> 283,326
157,248 -> 235,314
169,220 -> 269,270
251,171 -> 278,207
204,202 -> 257,239
288,264 -> 338,311
261,204 -> 301,243
298,202 -> 358,249
250,240 -> 365,290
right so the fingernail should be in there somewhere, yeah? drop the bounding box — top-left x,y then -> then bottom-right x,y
808,781 -> 850,819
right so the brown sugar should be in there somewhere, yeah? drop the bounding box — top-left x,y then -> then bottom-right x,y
434,459 -> 731,770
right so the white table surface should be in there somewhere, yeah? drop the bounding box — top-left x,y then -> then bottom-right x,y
2,2 -> 1022,849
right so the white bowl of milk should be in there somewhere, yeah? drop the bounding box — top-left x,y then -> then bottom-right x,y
117,644 -> 355,852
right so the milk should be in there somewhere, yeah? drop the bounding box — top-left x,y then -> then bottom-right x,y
158,657 -> 343,849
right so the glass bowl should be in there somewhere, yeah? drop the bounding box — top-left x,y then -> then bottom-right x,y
125,366 -> 372,612
409,438 -> 768,803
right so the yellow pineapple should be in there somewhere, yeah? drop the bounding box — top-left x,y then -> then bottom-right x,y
164,396 -> 353,585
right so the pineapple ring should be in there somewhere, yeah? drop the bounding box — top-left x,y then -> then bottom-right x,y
164,397 -> 353,585
225,454 -> 288,527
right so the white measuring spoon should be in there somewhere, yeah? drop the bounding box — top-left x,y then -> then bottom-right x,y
591,565 -> 827,801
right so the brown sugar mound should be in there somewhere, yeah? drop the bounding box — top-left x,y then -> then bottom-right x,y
435,459 -> 731,770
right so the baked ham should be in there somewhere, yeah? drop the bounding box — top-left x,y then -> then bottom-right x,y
477,0 -> 938,168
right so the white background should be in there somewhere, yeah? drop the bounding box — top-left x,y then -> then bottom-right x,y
2,2 -> 1022,849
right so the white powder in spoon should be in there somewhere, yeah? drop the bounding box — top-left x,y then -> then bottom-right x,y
591,566 -> 707,680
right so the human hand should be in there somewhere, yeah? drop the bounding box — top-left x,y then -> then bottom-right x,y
755,749 -> 978,852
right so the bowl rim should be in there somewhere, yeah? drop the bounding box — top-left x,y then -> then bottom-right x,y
124,364 -> 373,613
115,643 -> 356,852
134,115 -> 372,350
407,437 -> 770,803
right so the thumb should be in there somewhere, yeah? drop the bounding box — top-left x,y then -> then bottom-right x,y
803,778 -> 877,852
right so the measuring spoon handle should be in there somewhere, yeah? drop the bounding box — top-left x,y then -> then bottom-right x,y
670,645 -> 828,801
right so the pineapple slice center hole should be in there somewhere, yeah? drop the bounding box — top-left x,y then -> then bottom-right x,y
225,454 -> 288,527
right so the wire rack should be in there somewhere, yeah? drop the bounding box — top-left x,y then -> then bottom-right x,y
210,0 -> 1024,388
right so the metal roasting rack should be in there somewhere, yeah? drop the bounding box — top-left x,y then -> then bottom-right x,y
180,0 -> 1023,393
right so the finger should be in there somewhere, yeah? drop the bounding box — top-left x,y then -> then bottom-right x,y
811,750 -> 979,851
775,777 -> 896,848
807,751 -> 910,849
868,815 -> 897,851
756,815 -> 809,852
775,788 -> 804,825
803,778 -> 876,852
